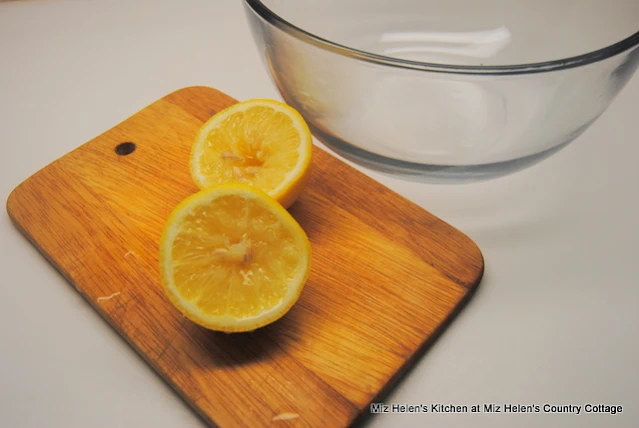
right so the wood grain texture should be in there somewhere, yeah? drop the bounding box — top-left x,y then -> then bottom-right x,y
6,86 -> 484,427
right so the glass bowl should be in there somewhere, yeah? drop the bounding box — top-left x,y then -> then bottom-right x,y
244,0 -> 639,182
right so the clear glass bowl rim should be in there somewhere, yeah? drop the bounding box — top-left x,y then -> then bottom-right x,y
245,0 -> 639,75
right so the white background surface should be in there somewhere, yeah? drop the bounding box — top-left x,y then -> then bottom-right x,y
1,1 -> 638,427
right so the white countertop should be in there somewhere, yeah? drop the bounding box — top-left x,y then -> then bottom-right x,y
1,1 -> 638,427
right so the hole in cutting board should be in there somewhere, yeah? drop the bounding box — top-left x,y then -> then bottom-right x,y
115,142 -> 136,156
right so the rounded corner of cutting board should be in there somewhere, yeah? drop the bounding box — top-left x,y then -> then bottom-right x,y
164,85 -> 221,98
467,250 -> 485,294
460,233 -> 485,293
6,175 -> 36,228
5,186 -> 20,225
162,85 -> 239,104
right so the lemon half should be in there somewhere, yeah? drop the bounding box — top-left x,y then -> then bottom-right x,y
190,99 -> 313,208
159,184 -> 311,332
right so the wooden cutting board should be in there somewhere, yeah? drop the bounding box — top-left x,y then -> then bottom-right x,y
6,86 -> 483,428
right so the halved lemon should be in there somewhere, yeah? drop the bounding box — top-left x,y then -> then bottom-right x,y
190,99 -> 313,209
159,183 -> 311,332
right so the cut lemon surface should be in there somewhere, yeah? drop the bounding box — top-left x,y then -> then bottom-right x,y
159,184 -> 311,332
190,99 -> 313,208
